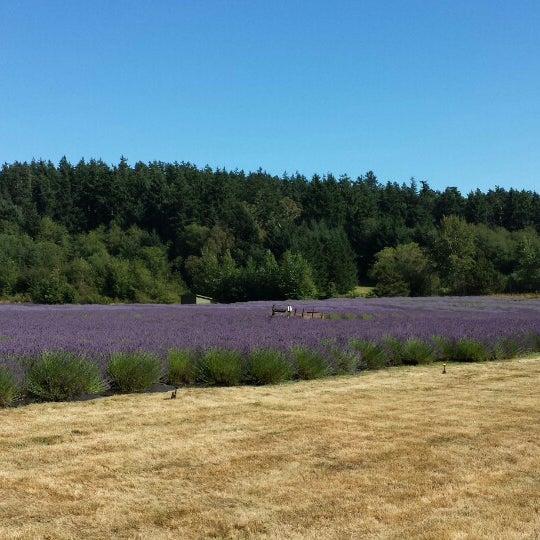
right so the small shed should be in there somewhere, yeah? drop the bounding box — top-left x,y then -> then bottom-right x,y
180,293 -> 214,305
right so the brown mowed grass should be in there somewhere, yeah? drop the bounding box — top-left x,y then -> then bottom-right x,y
1,359 -> 539,539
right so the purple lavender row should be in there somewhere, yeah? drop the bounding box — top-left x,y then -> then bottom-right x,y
1,297 -> 539,374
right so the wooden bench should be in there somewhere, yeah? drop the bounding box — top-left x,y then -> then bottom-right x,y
270,305 -> 324,319
300,308 -> 324,319
270,304 -> 295,318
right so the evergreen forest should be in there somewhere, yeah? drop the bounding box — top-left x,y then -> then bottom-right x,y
1,157 -> 539,303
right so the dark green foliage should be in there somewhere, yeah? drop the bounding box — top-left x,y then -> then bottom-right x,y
185,248 -> 317,302
184,248 -> 223,299
434,187 -> 465,221
508,229 -> 540,293
245,349 -> 293,385
370,243 -> 438,297
0,219 -> 184,304
432,215 -> 506,295
292,222 -> 358,297
432,216 -> 478,295
107,351 -> 162,392
0,254 -> 18,296
348,339 -> 387,370
197,348 -> 244,386
167,348 -> 198,386
0,366 -> 20,407
278,251 -> 318,299
30,269 -> 76,304
1,158 -> 540,302
291,346 -> 329,380
26,351 -> 106,401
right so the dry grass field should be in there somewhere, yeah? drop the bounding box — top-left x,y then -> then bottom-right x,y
1,358 -> 539,539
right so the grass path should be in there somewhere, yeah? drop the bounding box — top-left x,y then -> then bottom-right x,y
1,358 -> 539,539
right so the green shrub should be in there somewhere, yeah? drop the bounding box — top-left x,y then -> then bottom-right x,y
528,332 -> 540,353
245,349 -> 293,385
107,351 -> 162,392
0,366 -> 20,407
349,339 -> 387,370
452,338 -> 489,362
430,335 -> 445,357
31,271 -> 76,304
332,348 -> 360,375
400,338 -> 436,365
27,351 -> 106,401
167,348 -> 198,386
291,346 -> 329,380
320,339 -> 359,375
491,336 -> 523,360
431,336 -> 489,362
431,335 -> 456,361
197,348 -> 243,386
382,336 -> 406,366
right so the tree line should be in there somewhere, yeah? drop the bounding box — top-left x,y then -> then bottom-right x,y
0,157 -> 539,302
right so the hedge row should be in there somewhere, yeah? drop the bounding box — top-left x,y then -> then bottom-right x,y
1,332 -> 539,406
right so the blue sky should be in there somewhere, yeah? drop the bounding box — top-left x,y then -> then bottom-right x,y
1,0 -> 539,194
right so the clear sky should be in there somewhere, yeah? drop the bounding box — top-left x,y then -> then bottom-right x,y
1,0 -> 539,194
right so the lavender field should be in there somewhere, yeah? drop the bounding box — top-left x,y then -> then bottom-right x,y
2,296 -> 540,379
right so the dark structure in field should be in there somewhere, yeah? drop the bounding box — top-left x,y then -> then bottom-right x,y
180,294 -> 214,305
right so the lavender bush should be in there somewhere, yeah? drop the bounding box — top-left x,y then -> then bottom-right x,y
245,349 -> 293,385
167,348 -> 198,386
320,338 -> 360,375
0,366 -> 19,407
450,338 -> 490,362
26,351 -> 106,401
107,352 -> 162,392
0,296 -> 539,402
197,348 -> 243,386
292,346 -> 330,380
400,338 -> 436,365
492,333 -> 539,360
382,336 -> 407,366
349,339 -> 387,370
1,296 -> 539,363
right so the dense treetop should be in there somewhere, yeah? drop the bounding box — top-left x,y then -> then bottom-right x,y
1,158 -> 539,302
